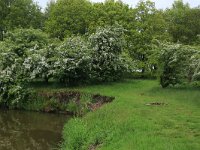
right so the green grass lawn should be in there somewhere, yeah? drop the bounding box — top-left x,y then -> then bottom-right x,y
57,79 -> 200,150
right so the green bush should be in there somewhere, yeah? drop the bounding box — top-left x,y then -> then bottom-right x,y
0,61 -> 29,108
190,52 -> 200,82
54,36 -> 92,85
89,25 -> 131,82
0,49 -> 30,108
0,27 -> 133,108
2,28 -> 49,57
0,74 -> 30,108
159,44 -> 200,88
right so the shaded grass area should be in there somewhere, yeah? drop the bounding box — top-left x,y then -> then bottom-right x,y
59,80 -> 200,150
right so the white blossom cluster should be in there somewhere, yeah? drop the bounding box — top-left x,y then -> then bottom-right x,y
0,26 -> 132,88
159,44 -> 200,87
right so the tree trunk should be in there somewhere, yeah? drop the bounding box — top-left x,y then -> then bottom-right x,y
0,28 -> 3,41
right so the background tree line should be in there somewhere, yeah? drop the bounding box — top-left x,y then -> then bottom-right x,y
1,0 -> 200,43
0,0 -> 200,89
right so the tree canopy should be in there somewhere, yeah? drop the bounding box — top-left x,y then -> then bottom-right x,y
0,0 -> 200,89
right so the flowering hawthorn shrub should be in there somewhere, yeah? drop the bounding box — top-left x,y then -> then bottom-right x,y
54,36 -> 92,85
159,44 -> 200,88
0,52 -> 30,108
89,25 -> 131,82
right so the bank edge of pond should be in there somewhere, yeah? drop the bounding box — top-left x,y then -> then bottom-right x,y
0,90 -> 115,117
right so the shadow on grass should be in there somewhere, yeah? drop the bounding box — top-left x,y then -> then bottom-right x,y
149,84 -> 200,92
147,84 -> 200,106
28,81 -> 66,89
28,79 -> 134,89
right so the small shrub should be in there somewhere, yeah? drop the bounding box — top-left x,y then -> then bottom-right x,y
43,98 -> 61,112
54,36 -> 92,85
0,53 -> 30,108
159,44 -> 199,88
89,25 -> 131,82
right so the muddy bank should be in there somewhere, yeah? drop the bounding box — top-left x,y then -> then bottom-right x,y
34,90 -> 115,116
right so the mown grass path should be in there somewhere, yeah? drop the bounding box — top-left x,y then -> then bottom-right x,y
61,80 -> 200,150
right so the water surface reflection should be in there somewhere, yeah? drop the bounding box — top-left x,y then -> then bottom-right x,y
0,110 -> 68,150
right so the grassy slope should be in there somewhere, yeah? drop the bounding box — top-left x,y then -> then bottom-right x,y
61,80 -> 200,150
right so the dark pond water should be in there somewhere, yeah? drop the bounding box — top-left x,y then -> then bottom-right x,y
0,110 -> 68,150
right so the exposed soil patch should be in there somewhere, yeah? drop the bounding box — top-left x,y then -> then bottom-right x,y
146,102 -> 168,106
88,142 -> 102,150
88,94 -> 115,111
89,145 -> 98,150
37,91 -> 115,114
39,91 -> 82,104
92,94 -> 115,103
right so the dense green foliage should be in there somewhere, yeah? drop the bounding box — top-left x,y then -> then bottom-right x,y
159,44 -> 200,88
166,0 -> 200,44
0,0 -> 200,149
53,37 -> 92,84
1,28 -> 49,56
45,0 -> 92,39
128,1 -> 169,73
0,0 -> 199,106
0,0 -> 44,40
44,0 -> 200,75
1,0 -> 200,45
0,26 -> 131,106
0,51 -> 29,108
89,25 -> 131,82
